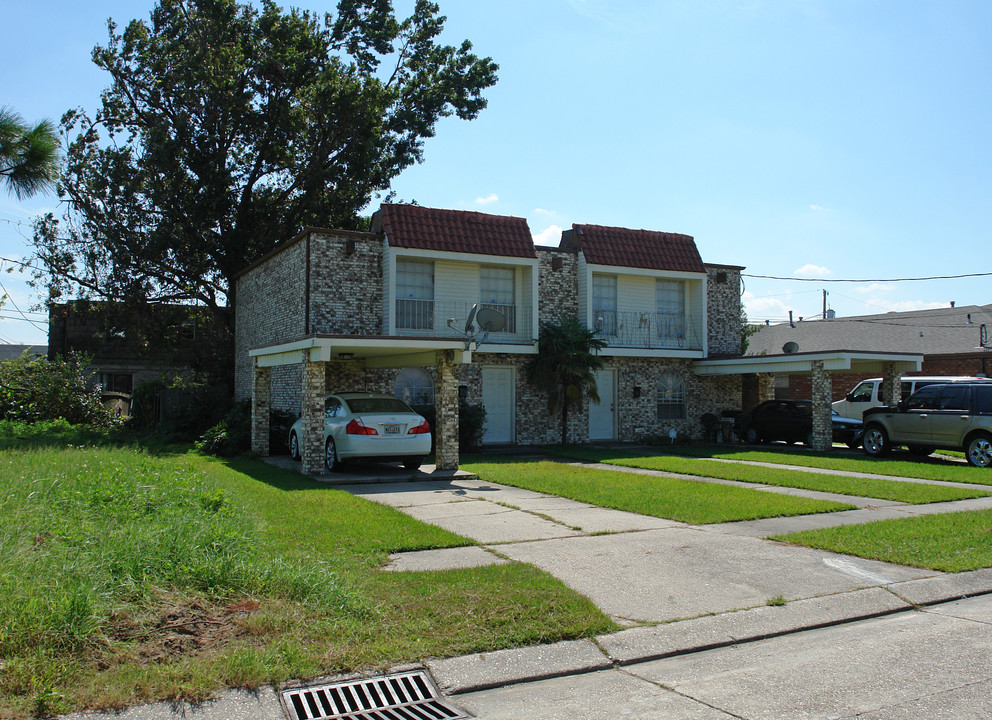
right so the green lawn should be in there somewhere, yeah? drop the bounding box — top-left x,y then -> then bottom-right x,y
630,444 -> 992,485
461,458 -> 854,524
771,509 -> 992,572
542,447 -> 991,505
0,434 -> 614,719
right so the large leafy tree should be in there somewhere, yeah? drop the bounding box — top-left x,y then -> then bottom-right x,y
31,0 -> 497,315
0,106 -> 59,199
525,316 -> 607,446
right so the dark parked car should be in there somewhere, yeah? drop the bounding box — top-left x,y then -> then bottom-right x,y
739,399 -> 864,448
862,382 -> 992,467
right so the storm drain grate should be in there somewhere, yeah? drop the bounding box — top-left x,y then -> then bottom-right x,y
281,670 -> 471,720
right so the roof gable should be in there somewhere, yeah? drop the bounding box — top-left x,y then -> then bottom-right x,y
561,224 -> 706,273
373,204 -> 537,259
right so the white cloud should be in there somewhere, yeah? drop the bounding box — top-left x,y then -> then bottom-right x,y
742,291 -> 794,323
534,208 -> 555,216
809,204 -> 826,211
475,193 -> 498,205
854,283 -> 893,294
532,224 -> 563,246
867,299 -> 948,313
794,264 -> 832,277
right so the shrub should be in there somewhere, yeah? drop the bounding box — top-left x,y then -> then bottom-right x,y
0,352 -> 123,427
195,402 -> 251,457
410,401 -> 487,453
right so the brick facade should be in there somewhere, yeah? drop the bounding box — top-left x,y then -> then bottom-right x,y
237,216 -> 748,459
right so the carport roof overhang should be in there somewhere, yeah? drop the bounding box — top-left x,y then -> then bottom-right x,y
248,335 -> 478,369
693,350 -> 923,376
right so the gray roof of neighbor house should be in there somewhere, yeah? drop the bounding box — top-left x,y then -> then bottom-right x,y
0,344 -> 47,362
560,224 -> 706,273
372,204 -> 537,259
747,304 -> 992,357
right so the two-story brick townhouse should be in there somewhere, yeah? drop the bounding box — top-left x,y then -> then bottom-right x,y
235,203 -> 744,474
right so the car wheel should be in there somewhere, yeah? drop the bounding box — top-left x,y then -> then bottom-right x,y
289,431 -> 300,460
325,437 -> 340,472
965,433 -> 992,468
907,445 -> 935,457
403,457 -> 423,470
745,427 -> 761,444
862,425 -> 891,458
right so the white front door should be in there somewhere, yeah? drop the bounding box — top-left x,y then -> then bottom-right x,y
482,367 -> 514,444
589,369 -> 616,441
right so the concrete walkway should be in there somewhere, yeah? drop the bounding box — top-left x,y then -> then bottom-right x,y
63,455 -> 992,720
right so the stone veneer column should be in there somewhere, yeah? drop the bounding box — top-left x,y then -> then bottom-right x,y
300,349 -> 327,476
434,350 -> 459,471
757,373 -> 776,403
251,360 -> 271,456
880,362 -> 902,406
810,360 -> 833,452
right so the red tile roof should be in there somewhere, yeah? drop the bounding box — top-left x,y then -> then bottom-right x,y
561,224 -> 706,273
373,204 -> 537,258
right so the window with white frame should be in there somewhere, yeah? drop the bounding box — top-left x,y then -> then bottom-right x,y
592,274 -> 617,336
656,279 -> 686,340
479,266 -> 516,333
396,259 -> 434,329
657,373 -> 685,420
394,367 -> 434,406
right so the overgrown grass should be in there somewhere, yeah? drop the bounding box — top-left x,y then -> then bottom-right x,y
0,433 -> 614,718
629,444 -> 992,485
771,509 -> 992,572
461,458 -> 854,524
542,447 -> 991,504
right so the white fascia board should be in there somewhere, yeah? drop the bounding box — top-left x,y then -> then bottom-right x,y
693,352 -> 923,376
475,342 -> 538,355
392,246 -> 539,270
599,348 -> 705,360
250,337 -> 473,366
585,263 -> 707,280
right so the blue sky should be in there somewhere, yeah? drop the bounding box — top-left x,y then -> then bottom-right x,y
3,0 -> 991,345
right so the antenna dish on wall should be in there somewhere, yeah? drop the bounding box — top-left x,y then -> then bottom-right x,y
475,307 -> 506,333
783,341 -> 799,354
464,304 -> 478,333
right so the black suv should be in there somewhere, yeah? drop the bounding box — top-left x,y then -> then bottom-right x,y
862,382 -> 992,467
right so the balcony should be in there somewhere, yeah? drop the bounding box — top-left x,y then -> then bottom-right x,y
395,299 -> 531,345
592,310 -> 703,351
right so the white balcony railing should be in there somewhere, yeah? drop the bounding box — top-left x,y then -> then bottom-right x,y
395,299 -> 530,344
592,310 -> 702,350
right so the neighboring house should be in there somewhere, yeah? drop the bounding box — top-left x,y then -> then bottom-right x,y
48,301 -> 229,394
747,304 -> 992,401
236,204 -> 748,473
0,344 -> 47,362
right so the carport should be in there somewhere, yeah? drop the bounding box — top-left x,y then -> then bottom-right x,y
694,350 -> 923,451
248,336 -> 472,475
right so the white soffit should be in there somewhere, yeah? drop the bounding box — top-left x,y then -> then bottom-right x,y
693,351 -> 923,376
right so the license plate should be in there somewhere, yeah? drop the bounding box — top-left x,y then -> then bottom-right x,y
383,424 -> 401,435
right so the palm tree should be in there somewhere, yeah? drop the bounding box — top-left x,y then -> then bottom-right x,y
526,316 -> 607,445
0,106 -> 59,199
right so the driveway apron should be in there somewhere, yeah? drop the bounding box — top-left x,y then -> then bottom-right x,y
347,477 -> 936,625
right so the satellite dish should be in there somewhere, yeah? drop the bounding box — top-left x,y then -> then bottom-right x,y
464,304 -> 478,333
475,307 -> 506,333
783,341 -> 799,354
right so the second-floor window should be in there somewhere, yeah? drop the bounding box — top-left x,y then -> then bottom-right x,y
480,266 -> 516,333
656,279 -> 685,340
593,274 -> 617,336
396,259 -> 434,330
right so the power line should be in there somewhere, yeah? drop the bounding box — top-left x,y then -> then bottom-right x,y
743,271 -> 992,282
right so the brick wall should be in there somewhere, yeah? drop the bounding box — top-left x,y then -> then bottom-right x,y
234,237 -> 307,400
537,248 -> 578,325
309,232 -> 384,335
705,265 -> 743,357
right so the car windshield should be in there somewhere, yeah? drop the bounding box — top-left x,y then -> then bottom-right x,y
345,397 -> 415,414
